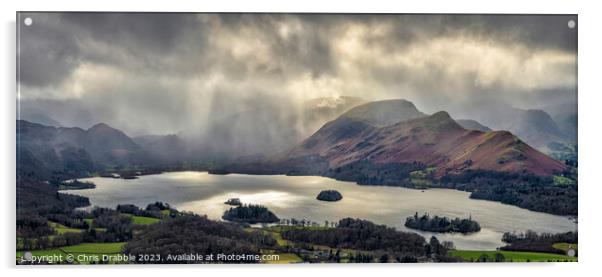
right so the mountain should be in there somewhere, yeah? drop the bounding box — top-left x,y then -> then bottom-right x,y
280,101 -> 566,177
456,119 -> 491,132
553,113 -> 577,142
17,120 -> 145,179
19,112 -> 62,127
459,103 -> 573,153
134,134 -> 188,163
337,99 -> 425,127
302,96 -> 366,134
542,101 -> 577,143
507,109 -> 568,152
83,123 -> 142,164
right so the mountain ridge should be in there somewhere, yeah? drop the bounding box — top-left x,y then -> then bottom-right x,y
17,120 -> 147,179
280,101 -> 566,177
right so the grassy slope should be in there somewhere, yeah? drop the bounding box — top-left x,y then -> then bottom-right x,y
553,175 -> 577,186
61,242 -> 126,253
122,214 -> 162,225
552,243 -> 578,252
48,222 -> 84,234
131,216 -> 161,225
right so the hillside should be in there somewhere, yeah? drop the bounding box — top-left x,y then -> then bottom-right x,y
507,109 -> 568,152
134,134 -> 188,164
302,96 -> 366,134
17,120 -> 146,179
459,103 -> 573,153
337,99 -> 425,127
282,102 -> 566,177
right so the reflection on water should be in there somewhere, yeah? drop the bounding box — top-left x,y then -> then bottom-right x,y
76,171 -> 576,250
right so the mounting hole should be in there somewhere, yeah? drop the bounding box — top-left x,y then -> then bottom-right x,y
24,17 -> 32,26
568,20 -> 576,29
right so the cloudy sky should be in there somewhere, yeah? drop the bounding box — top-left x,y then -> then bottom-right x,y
17,13 -> 577,136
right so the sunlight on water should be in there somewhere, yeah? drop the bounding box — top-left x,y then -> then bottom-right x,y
178,190 -> 305,219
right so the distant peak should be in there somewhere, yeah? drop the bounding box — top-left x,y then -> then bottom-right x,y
340,99 -> 425,127
88,123 -> 115,131
429,111 -> 452,120
370,99 -> 416,107
419,111 -> 464,131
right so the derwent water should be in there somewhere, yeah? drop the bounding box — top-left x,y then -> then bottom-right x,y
75,171 -> 576,250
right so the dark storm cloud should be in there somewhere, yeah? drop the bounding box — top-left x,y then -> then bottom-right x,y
17,13 -> 577,139
18,13 -> 81,87
18,13 -> 577,87
390,14 -> 578,52
60,13 -> 191,53
19,12 -> 212,88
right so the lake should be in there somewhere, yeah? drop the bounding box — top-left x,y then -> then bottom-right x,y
75,171 -> 576,250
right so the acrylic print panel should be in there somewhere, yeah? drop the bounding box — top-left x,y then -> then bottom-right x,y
16,13 -> 577,264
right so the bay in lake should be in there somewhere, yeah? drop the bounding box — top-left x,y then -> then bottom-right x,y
76,171 -> 576,250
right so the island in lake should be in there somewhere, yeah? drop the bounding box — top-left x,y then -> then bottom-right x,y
57,179 -> 96,190
316,190 -> 343,202
225,198 -> 242,206
222,204 -> 280,224
404,213 -> 481,234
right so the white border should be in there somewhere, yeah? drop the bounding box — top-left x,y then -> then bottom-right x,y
2,1 -> 601,276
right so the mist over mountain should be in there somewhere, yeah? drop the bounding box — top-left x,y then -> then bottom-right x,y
19,111 -> 62,127
133,134 -> 188,164
302,96 -> 366,134
453,101 -> 575,152
542,101 -> 578,143
338,99 -> 425,127
18,14 -> 576,151
17,120 -> 147,179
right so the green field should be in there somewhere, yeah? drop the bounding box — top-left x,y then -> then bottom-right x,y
121,214 -> 162,225
131,215 -> 161,225
160,209 -> 171,216
265,230 -> 293,247
553,175 -> 576,186
448,250 -> 577,262
262,225 -> 331,247
552,243 -> 578,252
83,218 -> 94,226
409,167 -> 436,188
17,242 -> 127,264
48,222 -> 84,234
265,225 -> 331,232
61,242 -> 125,253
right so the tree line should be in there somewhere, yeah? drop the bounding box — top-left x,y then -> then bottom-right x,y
222,204 -> 280,224
280,217 -> 455,262
124,213 -> 278,264
404,213 -> 481,233
439,170 -> 577,216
